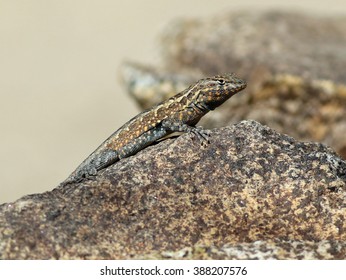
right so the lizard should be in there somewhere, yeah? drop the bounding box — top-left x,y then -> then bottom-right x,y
60,73 -> 246,186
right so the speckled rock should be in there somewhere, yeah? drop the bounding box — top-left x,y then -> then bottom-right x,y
120,11 -> 346,158
152,240 -> 346,260
1,121 -> 346,259
160,10 -> 346,83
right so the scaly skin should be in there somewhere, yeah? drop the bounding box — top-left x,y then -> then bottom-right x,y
60,73 -> 247,186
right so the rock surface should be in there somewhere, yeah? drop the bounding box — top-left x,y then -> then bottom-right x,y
1,121 -> 346,259
160,10 -> 346,83
120,11 -> 346,158
152,240 -> 346,260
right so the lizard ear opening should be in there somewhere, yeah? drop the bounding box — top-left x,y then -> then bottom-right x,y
217,79 -> 225,85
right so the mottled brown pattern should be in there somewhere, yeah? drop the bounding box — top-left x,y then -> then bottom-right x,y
1,121 -> 345,259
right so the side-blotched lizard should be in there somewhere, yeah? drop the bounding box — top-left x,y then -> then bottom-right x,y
60,73 -> 246,186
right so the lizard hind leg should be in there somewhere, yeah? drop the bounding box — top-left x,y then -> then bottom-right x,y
88,149 -> 119,173
118,127 -> 168,159
74,149 -> 119,181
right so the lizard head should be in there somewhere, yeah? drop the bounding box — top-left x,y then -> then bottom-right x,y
194,73 -> 247,110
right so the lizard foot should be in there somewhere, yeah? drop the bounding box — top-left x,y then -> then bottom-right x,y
74,166 -> 97,181
191,127 -> 210,147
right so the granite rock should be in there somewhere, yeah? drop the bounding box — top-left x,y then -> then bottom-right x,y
1,121 -> 346,259
160,10 -> 346,83
155,240 -> 346,260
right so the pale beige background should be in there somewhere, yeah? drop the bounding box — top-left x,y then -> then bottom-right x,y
1,0 -> 345,204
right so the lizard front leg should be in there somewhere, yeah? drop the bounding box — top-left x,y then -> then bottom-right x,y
161,118 -> 210,146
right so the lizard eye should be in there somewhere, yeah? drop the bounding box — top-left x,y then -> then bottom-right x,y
217,79 -> 225,85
